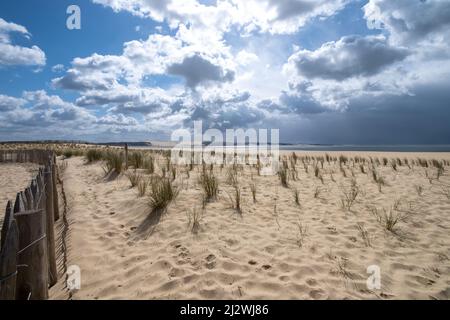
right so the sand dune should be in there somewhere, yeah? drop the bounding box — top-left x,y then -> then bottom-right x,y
45,152 -> 450,300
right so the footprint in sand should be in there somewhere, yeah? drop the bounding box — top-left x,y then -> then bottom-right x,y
177,246 -> 190,258
248,260 -> 258,266
327,226 -> 338,234
309,289 -> 326,299
205,254 -> 217,270
174,246 -> 191,266
306,278 -> 318,286
168,267 -> 184,278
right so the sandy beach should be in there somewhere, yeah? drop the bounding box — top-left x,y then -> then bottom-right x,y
1,146 -> 449,300
26,149 -> 447,300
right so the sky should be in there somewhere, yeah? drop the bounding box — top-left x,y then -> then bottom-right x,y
0,0 -> 450,144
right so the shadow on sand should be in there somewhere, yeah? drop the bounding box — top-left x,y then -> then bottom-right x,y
134,208 -> 166,239
103,170 -> 120,182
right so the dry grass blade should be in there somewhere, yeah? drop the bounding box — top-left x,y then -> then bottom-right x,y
102,151 -> 124,175
415,184 -> 423,196
356,222 -> 371,247
372,169 -> 386,192
126,170 -> 142,188
295,222 -> 308,247
250,182 -> 257,203
340,179 -> 360,211
186,206 -> 204,234
148,177 -> 179,213
137,178 -> 148,197
228,184 -> 243,214
144,156 -> 155,174
314,186 -> 323,199
382,208 -> 403,234
199,169 -> 219,202
278,164 -> 288,187
332,257 -> 355,288
293,188 -> 300,206
129,152 -> 144,169
85,149 -> 104,163
370,207 -> 406,234
226,165 -> 239,187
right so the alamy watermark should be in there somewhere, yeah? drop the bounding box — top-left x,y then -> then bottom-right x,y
66,5 -> 81,30
366,265 -> 381,290
170,121 -> 280,175
67,265 -> 81,291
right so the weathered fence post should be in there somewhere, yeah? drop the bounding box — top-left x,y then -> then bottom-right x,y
1,201 -> 13,249
0,202 -> 19,300
15,178 -> 49,300
44,165 -> 57,287
52,155 -> 59,221
125,143 -> 129,170
24,187 -> 34,211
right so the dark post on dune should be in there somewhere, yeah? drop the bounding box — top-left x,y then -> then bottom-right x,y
125,143 -> 129,170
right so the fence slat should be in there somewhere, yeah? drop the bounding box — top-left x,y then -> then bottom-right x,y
13,192 -> 25,214
51,157 -> 59,221
44,165 -> 57,287
24,187 -> 34,211
0,204 -> 19,300
30,179 -> 38,207
1,201 -> 13,250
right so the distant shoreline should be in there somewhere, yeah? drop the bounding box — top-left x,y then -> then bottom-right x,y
1,141 -> 450,152
132,144 -> 450,153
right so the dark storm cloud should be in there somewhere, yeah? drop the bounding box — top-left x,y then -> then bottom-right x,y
279,91 -> 328,114
290,35 -> 410,80
167,54 -> 235,88
278,82 -> 450,145
182,100 -> 264,131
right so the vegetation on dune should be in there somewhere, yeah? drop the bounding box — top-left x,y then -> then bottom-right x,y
102,151 -> 124,175
148,176 -> 179,213
86,149 -> 104,163
199,167 -> 219,202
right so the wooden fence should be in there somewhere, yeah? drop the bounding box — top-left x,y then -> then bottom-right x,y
0,150 -> 60,300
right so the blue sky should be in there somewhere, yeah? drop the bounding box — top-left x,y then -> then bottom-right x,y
0,0 -> 449,143
0,0 -> 160,98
